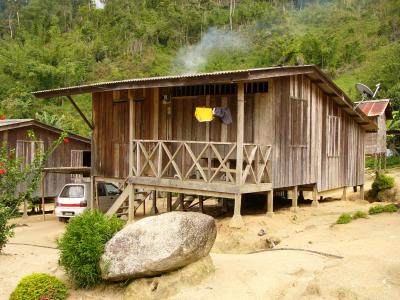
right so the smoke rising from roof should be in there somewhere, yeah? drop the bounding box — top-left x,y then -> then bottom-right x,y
174,28 -> 246,74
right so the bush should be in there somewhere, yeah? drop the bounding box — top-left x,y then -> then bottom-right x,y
371,173 -> 395,194
368,204 -> 399,215
336,213 -> 353,224
10,273 -> 68,300
57,210 -> 124,288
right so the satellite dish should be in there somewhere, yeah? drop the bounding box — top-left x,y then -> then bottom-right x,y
356,83 -> 374,100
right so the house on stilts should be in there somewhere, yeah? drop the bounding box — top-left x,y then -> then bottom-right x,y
33,65 -> 377,227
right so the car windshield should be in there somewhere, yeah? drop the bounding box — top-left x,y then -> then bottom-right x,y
60,185 -> 84,198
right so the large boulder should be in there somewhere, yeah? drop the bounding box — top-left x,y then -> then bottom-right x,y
100,211 -> 217,281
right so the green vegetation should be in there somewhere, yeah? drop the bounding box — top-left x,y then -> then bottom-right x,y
352,210 -> 368,219
336,210 -> 368,224
336,213 -> 353,224
366,156 -> 400,169
0,1 -> 399,136
336,204 -> 398,224
0,131 -> 65,252
57,210 -> 125,288
368,203 -> 399,214
371,173 -> 395,194
10,273 -> 68,300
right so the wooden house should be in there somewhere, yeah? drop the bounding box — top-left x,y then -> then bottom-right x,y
33,65 -> 377,227
356,100 -> 392,171
0,119 -> 91,201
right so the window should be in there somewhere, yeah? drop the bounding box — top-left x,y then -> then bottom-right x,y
104,183 -> 120,196
60,185 -> 84,198
289,97 -> 308,146
16,140 -> 45,165
327,115 -> 340,157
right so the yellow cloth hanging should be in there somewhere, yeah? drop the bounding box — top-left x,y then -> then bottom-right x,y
195,107 -> 214,122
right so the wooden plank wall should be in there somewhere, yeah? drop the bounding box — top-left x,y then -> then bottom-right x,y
365,115 -> 386,155
0,126 -> 90,197
273,75 -> 365,191
92,84 -> 275,179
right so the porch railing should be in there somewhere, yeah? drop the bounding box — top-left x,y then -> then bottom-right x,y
131,140 -> 272,185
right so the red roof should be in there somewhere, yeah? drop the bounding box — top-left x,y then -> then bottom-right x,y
356,99 -> 392,119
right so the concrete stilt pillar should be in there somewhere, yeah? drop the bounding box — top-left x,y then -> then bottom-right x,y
341,186 -> 347,201
290,186 -> 298,213
267,190 -> 274,217
311,184 -> 319,207
229,194 -> 244,228
359,185 -> 364,201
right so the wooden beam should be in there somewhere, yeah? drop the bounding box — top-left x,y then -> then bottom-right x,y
66,95 -> 93,130
129,94 -> 135,177
236,82 -> 245,185
167,192 -> 172,212
290,186 -> 298,213
42,172 -> 46,221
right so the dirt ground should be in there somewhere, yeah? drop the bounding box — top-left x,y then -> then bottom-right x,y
1,169 -> 400,299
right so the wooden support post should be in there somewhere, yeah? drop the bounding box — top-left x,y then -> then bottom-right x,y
199,195 -> 204,213
42,172 -> 46,221
359,184 -> 364,201
384,154 -> 387,172
236,82 -> 245,185
230,194 -> 244,228
167,192 -> 172,212
311,184 -> 319,207
151,190 -> 158,215
179,193 -> 185,211
290,186 -> 298,213
129,92 -> 135,177
128,185 -> 135,222
266,190 -> 274,217
374,154 -> 378,172
341,186 -> 347,201
90,176 -> 95,210
353,186 -> 357,192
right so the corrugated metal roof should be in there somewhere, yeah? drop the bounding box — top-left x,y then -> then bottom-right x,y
32,65 -> 317,98
0,119 -> 91,143
356,99 -> 392,118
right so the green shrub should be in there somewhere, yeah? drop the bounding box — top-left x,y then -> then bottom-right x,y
371,173 -> 395,194
57,210 -> 124,288
10,273 -> 68,300
369,204 -> 399,215
352,211 -> 368,219
336,213 -> 353,224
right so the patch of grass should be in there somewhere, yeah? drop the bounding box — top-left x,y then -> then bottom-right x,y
368,204 -> 399,215
336,213 -> 353,224
352,211 -> 368,219
366,156 -> 400,169
336,211 -> 368,224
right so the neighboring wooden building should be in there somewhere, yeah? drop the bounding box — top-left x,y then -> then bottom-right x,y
356,100 -> 392,170
0,119 -> 91,198
33,65 -> 377,227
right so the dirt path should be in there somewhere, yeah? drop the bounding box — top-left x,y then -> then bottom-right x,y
1,170 -> 400,299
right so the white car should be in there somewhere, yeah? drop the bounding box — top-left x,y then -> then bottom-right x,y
55,181 -> 121,221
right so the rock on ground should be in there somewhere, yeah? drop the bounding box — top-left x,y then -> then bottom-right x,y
100,212 -> 217,281
124,255 -> 215,300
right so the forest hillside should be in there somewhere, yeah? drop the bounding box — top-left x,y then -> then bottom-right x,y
0,0 -> 399,136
